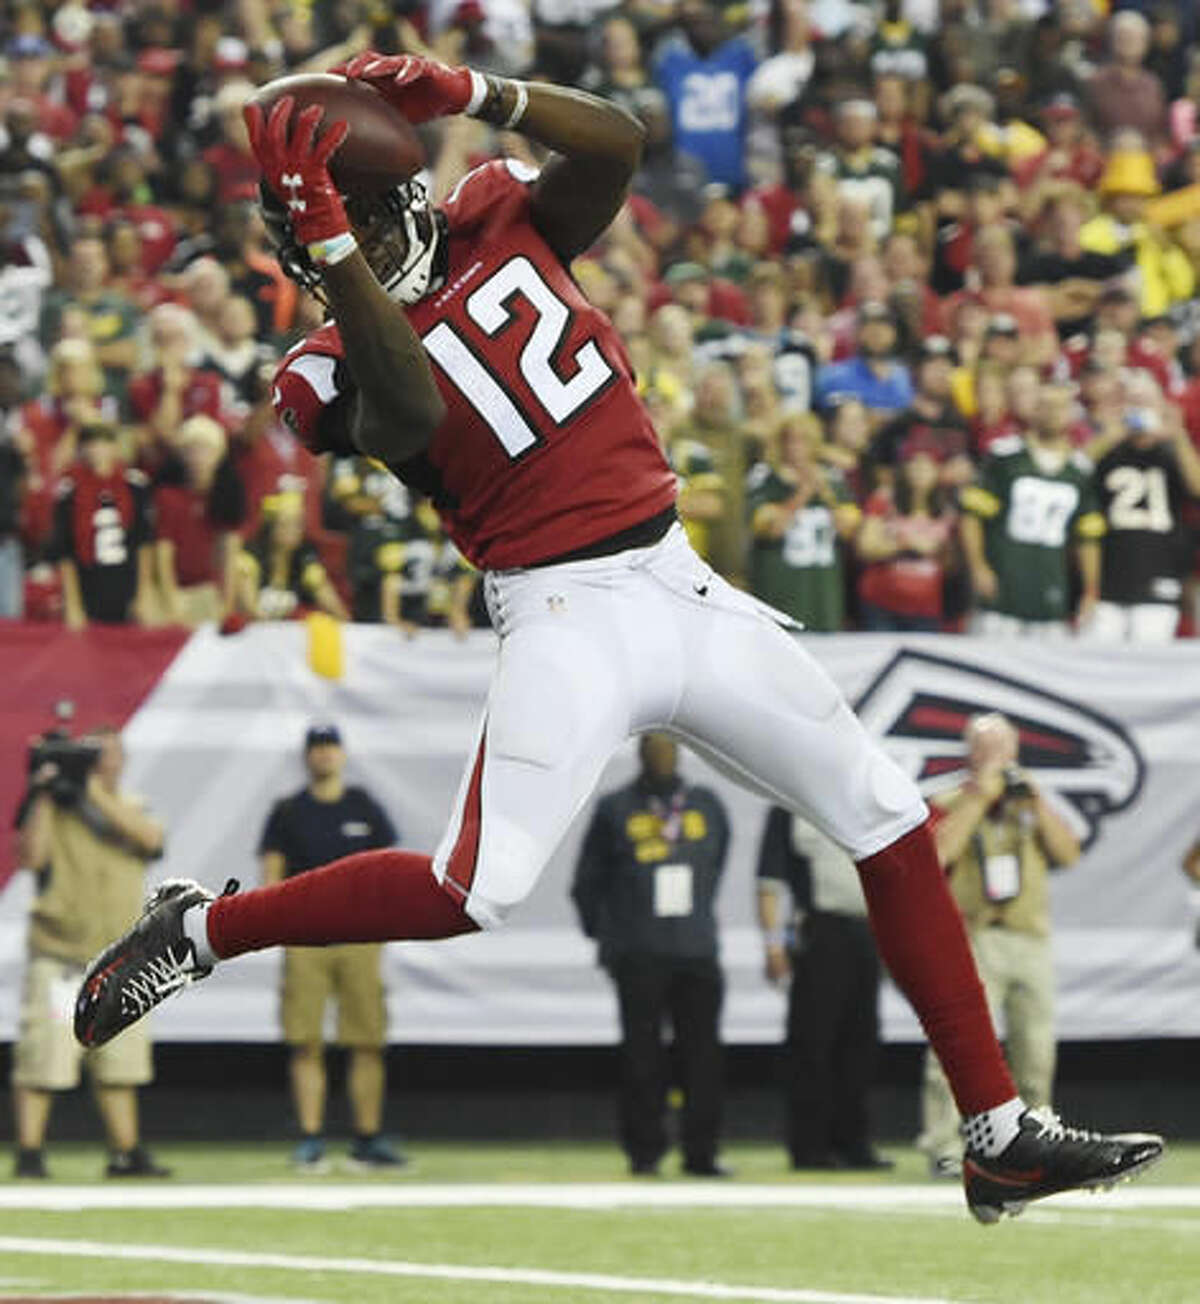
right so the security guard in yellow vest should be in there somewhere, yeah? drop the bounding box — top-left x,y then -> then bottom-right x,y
13,726 -> 168,1179
918,712 -> 1081,1177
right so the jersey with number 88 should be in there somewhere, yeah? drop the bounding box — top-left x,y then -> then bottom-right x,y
272,160 -> 677,570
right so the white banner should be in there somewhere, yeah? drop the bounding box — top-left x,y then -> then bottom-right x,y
2,627 -> 1199,1044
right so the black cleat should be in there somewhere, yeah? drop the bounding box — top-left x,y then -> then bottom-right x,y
74,878 -> 237,1049
13,1148 -> 48,1179
106,1146 -> 172,1178
964,1107 -> 1164,1224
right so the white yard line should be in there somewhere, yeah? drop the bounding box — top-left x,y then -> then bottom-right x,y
0,1235 -> 957,1304
0,1182 -> 1194,1214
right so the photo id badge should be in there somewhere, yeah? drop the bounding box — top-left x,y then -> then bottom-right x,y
654,863 -> 694,917
982,852 -> 1020,903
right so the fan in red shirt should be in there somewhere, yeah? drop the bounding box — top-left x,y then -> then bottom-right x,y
19,339 -> 121,549
76,53 -> 1165,1221
128,304 -> 227,473
201,81 -> 263,204
152,415 -> 247,626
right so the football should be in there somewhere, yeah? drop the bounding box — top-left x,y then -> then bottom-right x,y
247,73 -> 426,195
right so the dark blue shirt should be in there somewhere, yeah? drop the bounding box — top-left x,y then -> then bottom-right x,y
258,785 -> 397,875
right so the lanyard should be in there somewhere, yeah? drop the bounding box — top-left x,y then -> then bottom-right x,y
646,789 -> 688,846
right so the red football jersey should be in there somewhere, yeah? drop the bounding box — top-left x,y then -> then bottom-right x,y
273,160 -> 677,569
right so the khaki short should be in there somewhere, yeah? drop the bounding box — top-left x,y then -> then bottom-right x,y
12,954 -> 152,1091
281,944 -> 387,1048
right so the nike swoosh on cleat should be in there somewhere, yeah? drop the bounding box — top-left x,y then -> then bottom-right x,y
965,1158 -> 1045,1185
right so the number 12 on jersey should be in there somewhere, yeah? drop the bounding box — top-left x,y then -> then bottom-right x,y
422,256 -> 615,460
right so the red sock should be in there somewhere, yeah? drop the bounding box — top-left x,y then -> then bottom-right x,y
206,850 -> 478,959
856,820 -> 1016,1116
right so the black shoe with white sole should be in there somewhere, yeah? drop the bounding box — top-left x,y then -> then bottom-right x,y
964,1107 -> 1164,1224
74,878 -> 237,1048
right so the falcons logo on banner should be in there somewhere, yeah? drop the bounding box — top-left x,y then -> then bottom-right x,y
854,649 -> 1145,848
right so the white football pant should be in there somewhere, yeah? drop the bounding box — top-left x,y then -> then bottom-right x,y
433,524 -> 927,928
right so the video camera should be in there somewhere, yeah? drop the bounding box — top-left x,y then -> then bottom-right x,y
27,701 -> 103,807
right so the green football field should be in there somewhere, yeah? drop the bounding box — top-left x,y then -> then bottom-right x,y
0,1140 -> 1195,1304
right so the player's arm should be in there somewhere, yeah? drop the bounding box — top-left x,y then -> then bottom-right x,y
245,98 -> 445,463
320,253 -> 446,460
339,54 -> 644,261
478,81 -> 645,260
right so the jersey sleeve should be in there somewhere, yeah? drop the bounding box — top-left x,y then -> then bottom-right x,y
441,158 -> 538,233
271,328 -> 351,455
961,447 -> 1013,519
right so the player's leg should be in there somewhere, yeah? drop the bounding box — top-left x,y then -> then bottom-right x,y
654,553 -> 1161,1215
429,600 -> 642,927
919,933 -> 1004,1174
75,567 -> 648,1049
665,590 -> 1017,1123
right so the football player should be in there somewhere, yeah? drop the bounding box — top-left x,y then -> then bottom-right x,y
75,54 -> 1161,1221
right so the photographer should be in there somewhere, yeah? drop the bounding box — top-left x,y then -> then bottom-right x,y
917,712 -> 1080,1179
12,725 -> 168,1179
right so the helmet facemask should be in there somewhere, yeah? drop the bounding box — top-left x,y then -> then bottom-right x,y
345,181 -> 446,306
259,179 -> 447,307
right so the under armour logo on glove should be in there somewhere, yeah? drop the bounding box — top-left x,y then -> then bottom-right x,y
281,173 -> 307,214
243,96 -> 350,246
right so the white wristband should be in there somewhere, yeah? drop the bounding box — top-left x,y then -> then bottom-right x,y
307,232 -> 357,266
464,69 -> 489,116
502,80 -> 529,130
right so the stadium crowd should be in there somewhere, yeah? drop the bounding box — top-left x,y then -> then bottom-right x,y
3,0 -> 1200,640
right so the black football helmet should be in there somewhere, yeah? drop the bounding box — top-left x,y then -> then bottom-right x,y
259,178 -> 448,306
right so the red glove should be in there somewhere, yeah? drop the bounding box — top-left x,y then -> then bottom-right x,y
337,52 -> 484,125
243,96 -> 350,246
